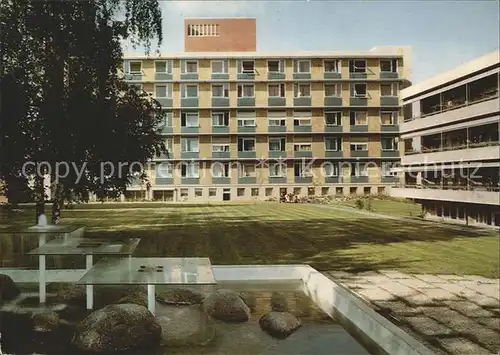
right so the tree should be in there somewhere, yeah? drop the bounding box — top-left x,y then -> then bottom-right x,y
0,0 -> 167,224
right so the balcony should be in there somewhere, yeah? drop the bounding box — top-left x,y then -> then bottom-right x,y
390,186 -> 500,206
402,144 -> 500,165
238,176 -> 256,184
180,151 -> 199,159
381,176 -> 400,184
324,72 -> 341,79
237,72 -> 255,80
269,151 -> 287,159
294,97 -> 311,107
325,125 -> 342,133
350,150 -> 369,158
293,73 -> 311,80
159,125 -> 173,134
294,151 -> 312,158
124,73 -> 142,81
294,176 -> 313,184
402,97 -> 499,133
212,151 -> 230,159
269,176 -> 287,184
155,178 -> 174,185
381,150 -> 400,158
155,73 -> 172,81
380,97 -> 399,107
350,97 -> 368,107
238,151 -> 256,159
325,176 -> 342,184
212,98 -> 230,107
180,126 -> 199,134
349,72 -> 367,79
238,98 -> 255,107
181,178 -> 199,185
381,125 -> 399,132
325,151 -> 343,158
268,72 -> 285,80
351,176 -> 369,183
380,72 -> 398,79
180,73 -> 198,80
294,125 -> 312,133
212,126 -> 229,134
268,97 -> 286,107
350,125 -> 368,132
212,177 -> 230,184
154,98 -> 173,108
324,97 -> 343,107
238,126 -> 256,133
269,125 -> 286,133
211,74 -> 229,80
181,98 -> 198,107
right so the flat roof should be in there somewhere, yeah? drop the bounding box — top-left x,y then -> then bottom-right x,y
402,50 -> 499,99
123,46 -> 410,60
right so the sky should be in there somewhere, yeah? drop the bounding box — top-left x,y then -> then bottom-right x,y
123,0 -> 500,83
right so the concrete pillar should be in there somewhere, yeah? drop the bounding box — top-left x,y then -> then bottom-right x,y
120,194 -> 125,202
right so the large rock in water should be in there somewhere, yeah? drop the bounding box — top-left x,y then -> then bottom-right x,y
71,304 -> 161,353
156,288 -> 204,305
202,289 -> 250,322
117,292 -> 148,308
0,274 -> 20,303
156,304 -> 215,346
259,312 -> 301,339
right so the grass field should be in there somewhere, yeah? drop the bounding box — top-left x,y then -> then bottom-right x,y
1,201 -> 498,277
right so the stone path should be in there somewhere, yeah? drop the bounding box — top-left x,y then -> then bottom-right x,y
324,270 -> 500,355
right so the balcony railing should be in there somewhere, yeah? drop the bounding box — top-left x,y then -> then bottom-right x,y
394,183 -> 500,192
404,140 -> 500,155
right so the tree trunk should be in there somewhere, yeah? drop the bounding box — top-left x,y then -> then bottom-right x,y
51,182 -> 64,224
34,175 -> 45,225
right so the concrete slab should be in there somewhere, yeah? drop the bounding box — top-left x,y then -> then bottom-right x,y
356,287 -> 396,302
395,278 -> 435,290
473,283 -> 500,300
436,282 -> 477,297
444,300 -> 496,318
470,293 -> 499,308
378,270 -> 413,279
372,301 -> 423,317
437,337 -> 491,355
417,288 -> 461,301
403,316 -> 453,336
420,307 -> 478,333
436,274 -> 467,281
413,274 -> 448,284
462,275 -> 499,284
406,293 -> 443,307
378,281 -> 420,297
325,271 -> 351,279
476,317 -> 500,331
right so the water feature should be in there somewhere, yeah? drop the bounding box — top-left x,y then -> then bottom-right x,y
27,214 -> 63,231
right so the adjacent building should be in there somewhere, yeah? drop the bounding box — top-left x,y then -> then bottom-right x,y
390,51 -> 500,227
122,18 -> 412,202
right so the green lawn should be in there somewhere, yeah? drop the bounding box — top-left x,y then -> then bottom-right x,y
342,198 -> 422,217
1,202 -> 498,277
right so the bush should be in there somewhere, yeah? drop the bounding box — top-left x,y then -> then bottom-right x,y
354,199 -> 364,209
366,197 -> 373,211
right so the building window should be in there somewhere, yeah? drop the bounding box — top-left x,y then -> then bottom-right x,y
381,163 -> 398,177
350,111 -> 367,125
380,59 -> 398,73
163,138 -> 173,155
325,111 -> 341,126
209,188 -> 217,197
268,111 -> 286,126
267,60 -> 283,73
211,60 -> 228,74
324,60 -> 340,73
293,187 -> 302,195
268,83 -> 285,97
349,59 -> 366,73
294,111 -> 311,126
155,61 -> 171,74
325,137 -> 341,151
239,60 -> 255,74
212,143 -> 230,152
265,187 -> 273,197
156,162 -> 173,178
323,162 -> 339,177
238,138 -> 256,152
159,111 -> 173,128
351,163 -> 368,177
269,137 -> 286,151
238,164 -> 256,177
294,162 -> 312,177
155,84 -> 172,98
380,83 -> 398,96
237,111 -> 256,126
294,143 -> 312,152
237,84 -> 255,98
195,188 -> 203,197
294,83 -> 311,97
181,112 -> 199,127
321,187 -> 330,196
324,84 -> 341,97
269,163 -> 287,177
351,83 -> 367,98
183,60 -> 198,73
350,143 -> 368,152
187,24 -> 220,37
181,138 -> 199,152
251,188 -> 259,197
212,83 -> 229,97
336,187 -> 343,195
308,187 -> 315,196
181,162 -> 199,178
294,60 -> 311,73
128,61 -> 142,74
180,188 -> 189,197
211,111 -> 229,127
381,137 -> 397,151
212,162 -> 230,177
181,84 -> 198,98
380,111 -> 398,125
237,188 -> 245,197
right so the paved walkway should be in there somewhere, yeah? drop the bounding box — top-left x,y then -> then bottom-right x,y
324,270 -> 500,355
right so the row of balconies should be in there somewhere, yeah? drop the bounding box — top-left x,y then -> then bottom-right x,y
149,176 -> 400,185
123,58 -> 404,83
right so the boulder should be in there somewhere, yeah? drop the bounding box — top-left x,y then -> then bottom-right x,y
259,312 -> 301,339
56,285 -> 146,309
71,304 -> 161,353
31,310 -> 60,333
156,288 -> 204,305
0,274 -> 20,303
238,292 -> 257,311
56,285 -> 86,308
270,292 -> 289,312
202,289 -> 250,322
117,292 -> 148,308
156,304 -> 215,346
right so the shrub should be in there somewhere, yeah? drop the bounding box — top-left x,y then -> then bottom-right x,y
355,198 -> 364,209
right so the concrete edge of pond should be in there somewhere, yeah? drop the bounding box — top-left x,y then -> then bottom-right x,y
1,264 -> 435,355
